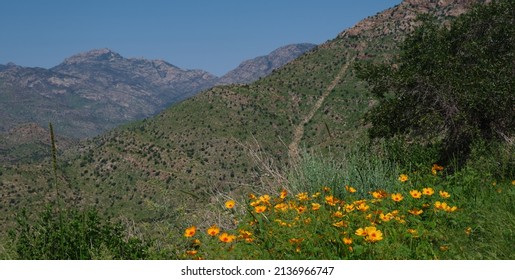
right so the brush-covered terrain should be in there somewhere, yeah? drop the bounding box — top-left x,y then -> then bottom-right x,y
0,0 -> 513,259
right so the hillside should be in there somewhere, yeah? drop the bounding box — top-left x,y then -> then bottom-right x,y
0,0 -> 493,235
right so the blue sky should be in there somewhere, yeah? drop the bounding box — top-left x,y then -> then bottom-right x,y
1,0 -> 401,76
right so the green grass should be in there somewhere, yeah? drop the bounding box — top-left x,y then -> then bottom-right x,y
172,145 -> 515,260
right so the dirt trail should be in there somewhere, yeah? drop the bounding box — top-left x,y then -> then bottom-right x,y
287,57 -> 352,163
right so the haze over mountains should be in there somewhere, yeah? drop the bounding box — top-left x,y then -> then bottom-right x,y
0,43 -> 315,138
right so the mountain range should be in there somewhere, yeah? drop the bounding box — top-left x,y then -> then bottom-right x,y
0,44 -> 315,138
0,0 -> 491,234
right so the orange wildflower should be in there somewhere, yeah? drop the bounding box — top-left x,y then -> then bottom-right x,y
296,192 -> 309,201
184,226 -> 196,238
207,225 -> 220,236
391,193 -> 404,202
333,220 -> 347,228
422,187 -> 435,196
274,203 -> 288,212
371,190 -> 388,199
409,190 -> 422,199
325,195 -> 339,206
345,185 -> 357,193
439,191 -> 451,198
332,211 -> 344,218
225,200 -> 235,209
255,205 -> 267,213
280,189 -> 288,199
408,208 -> 423,215
219,232 -> 236,243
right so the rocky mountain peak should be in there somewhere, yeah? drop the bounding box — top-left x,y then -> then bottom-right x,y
338,0 -> 491,40
61,48 -> 123,65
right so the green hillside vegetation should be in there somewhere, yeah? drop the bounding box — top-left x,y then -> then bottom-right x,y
1,0 -> 513,259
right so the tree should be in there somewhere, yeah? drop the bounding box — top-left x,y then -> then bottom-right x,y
357,0 -> 514,164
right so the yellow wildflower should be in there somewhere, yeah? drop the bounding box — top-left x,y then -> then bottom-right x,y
311,203 -> 321,211
333,211 -> 344,218
439,191 -> 451,198
407,229 -> 418,237
333,220 -> 347,228
280,189 -> 288,199
219,232 -> 236,243
435,201 -> 456,212
345,185 -> 357,193
207,225 -> 220,236
325,195 -> 339,206
312,192 -> 321,198
345,204 -> 355,212
365,227 -> 383,242
275,219 -> 288,227
422,187 -> 435,196
371,190 -> 388,199
296,192 -> 309,201
225,200 -> 235,209
259,195 -> 271,204
398,174 -> 409,183
353,199 -> 367,205
322,186 -> 331,192
409,190 -> 422,199
356,202 -> 369,212
186,250 -> 198,256
465,227 -> 472,236
391,193 -> 404,202
380,213 -> 394,222
274,202 -> 288,212
296,205 -> 307,214
255,205 -> 267,214
343,237 -> 353,245
408,208 -> 423,215
239,230 -> 253,242
184,226 -> 196,238
355,228 -> 367,236
431,164 -> 444,175
289,238 -> 304,244
249,200 -> 260,207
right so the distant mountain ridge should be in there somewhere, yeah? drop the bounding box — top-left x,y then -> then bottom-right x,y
0,44 -> 315,138
217,43 -> 316,85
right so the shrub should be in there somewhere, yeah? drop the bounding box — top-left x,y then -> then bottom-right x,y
356,0 -> 514,165
9,205 -> 150,259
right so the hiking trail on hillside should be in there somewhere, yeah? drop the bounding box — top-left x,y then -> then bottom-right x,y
287,56 -> 352,163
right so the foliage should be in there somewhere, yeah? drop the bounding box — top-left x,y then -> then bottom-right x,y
9,205 -> 150,260
287,145 -> 398,198
357,0 -> 514,164
178,162 -> 515,259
